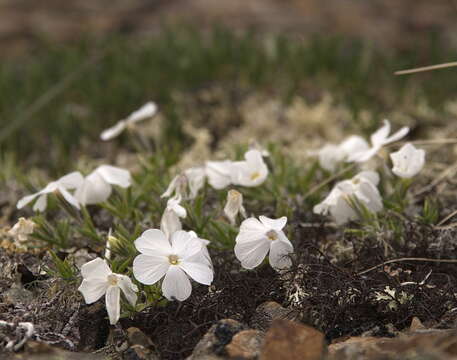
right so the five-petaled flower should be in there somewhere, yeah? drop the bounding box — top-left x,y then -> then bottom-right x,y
78,258 -> 138,325
133,229 -> 213,301
17,171 -> 84,212
390,143 -> 425,178
75,165 -> 131,205
235,216 -> 293,271
100,102 -> 158,141
346,120 -> 409,163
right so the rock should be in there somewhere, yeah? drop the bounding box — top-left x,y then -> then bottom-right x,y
188,319 -> 248,359
225,330 -> 264,359
127,327 -> 154,349
122,327 -> 159,360
409,317 -> 426,332
260,320 -> 325,360
250,302 -> 300,331
18,341 -> 104,359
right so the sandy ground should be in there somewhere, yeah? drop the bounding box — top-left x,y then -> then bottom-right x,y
1,0 -> 457,56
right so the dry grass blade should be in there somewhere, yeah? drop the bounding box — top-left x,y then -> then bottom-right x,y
395,62 -> 457,75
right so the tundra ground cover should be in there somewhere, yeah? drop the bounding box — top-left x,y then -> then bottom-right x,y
2,26 -> 457,359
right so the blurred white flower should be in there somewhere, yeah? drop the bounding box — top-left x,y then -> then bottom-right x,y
223,190 -> 246,225
313,171 -> 383,224
160,198 -> 187,239
162,167 -> 206,200
235,216 -> 293,271
390,143 -> 425,178
75,165 -> 131,206
17,172 -> 84,212
78,258 -> 138,325
205,160 -> 233,190
231,149 -> 269,187
100,102 -> 158,141
347,120 -> 409,163
133,229 -> 213,301
8,217 -> 36,244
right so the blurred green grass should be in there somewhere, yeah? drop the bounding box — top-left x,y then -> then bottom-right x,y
1,25 -> 456,173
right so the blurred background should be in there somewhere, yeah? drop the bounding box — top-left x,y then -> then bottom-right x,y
1,0 -> 457,174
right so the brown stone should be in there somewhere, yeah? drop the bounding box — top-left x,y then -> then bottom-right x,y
226,330 -> 264,359
260,320 -> 325,360
409,317 -> 426,332
127,327 -> 154,348
251,301 -> 300,331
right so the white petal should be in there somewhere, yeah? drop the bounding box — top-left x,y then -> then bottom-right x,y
96,165 -> 131,188
234,238 -> 270,269
81,258 -> 112,280
259,216 -> 287,231
167,199 -> 187,218
236,218 -> 268,243
346,146 -> 380,163
161,175 -> 179,198
117,275 -> 138,306
339,136 -> 370,156
179,261 -> 213,285
384,126 -> 409,145
78,278 -> 108,304
161,266 -> 192,301
17,193 -> 39,209
57,171 -> 84,189
33,194 -> 48,212
106,286 -> 121,325
74,173 -> 112,205
126,101 -> 158,124
134,229 -> 171,255
390,143 -> 425,178
171,231 -> 202,259
58,187 -> 81,209
370,119 -> 391,147
133,254 -> 169,285
355,171 -> 380,186
205,161 -> 233,189
185,167 -> 206,199
318,144 -> 343,171
100,121 -> 127,141
332,197 -> 358,225
160,209 -> 183,240
269,234 -> 293,270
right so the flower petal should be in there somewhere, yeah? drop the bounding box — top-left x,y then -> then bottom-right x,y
179,261 -> 213,285
161,266 -> 192,301
259,216 -> 287,231
117,274 -> 138,306
384,126 -> 409,145
133,254 -> 169,285
205,161 -> 233,189
57,171 -> 84,189
96,165 -> 131,188
100,120 -> 127,141
236,218 -> 267,243
81,258 -> 112,280
171,231 -> 202,259
33,194 -> 48,212
126,101 -> 158,124
234,238 -> 270,269
58,187 -> 81,210
17,193 -> 39,209
106,285 -> 120,325
370,119 -> 391,147
135,229 -> 171,255
78,278 -> 108,304
269,233 -> 293,270
74,172 -> 112,206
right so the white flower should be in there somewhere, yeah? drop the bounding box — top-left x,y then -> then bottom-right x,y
223,190 -> 246,225
160,198 -> 187,239
17,172 -> 84,212
313,171 -> 383,224
100,102 -> 158,141
235,216 -> 293,271
161,167 -> 206,200
231,150 -> 269,187
133,229 -> 213,301
78,258 -> 138,325
75,165 -> 131,206
390,143 -> 425,178
347,120 -> 409,163
205,160 -> 233,190
188,231 -> 212,267
8,217 -> 36,243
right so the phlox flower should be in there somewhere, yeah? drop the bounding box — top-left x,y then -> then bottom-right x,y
78,258 -> 138,325
205,149 -> 268,190
317,136 -> 369,171
223,189 -> 246,225
160,198 -> 187,239
161,167 -> 206,200
390,143 -> 425,178
75,165 -> 131,205
133,229 -> 213,301
235,216 -> 293,271
313,171 -> 383,224
100,102 -> 158,141
346,120 -> 409,163
17,172 -> 84,212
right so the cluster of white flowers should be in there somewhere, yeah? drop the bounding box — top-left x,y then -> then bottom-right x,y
14,102 -> 428,326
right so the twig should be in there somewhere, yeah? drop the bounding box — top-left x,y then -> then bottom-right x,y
395,62 -> 457,75
357,257 -> 457,276
0,48 -> 106,144
413,161 -> 457,197
437,209 -> 457,226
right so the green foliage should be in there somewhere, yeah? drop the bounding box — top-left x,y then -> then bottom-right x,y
44,250 -> 77,282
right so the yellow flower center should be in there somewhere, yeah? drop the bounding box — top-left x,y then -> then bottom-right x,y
107,274 -> 118,286
168,254 -> 180,265
266,230 -> 278,241
250,172 -> 261,181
